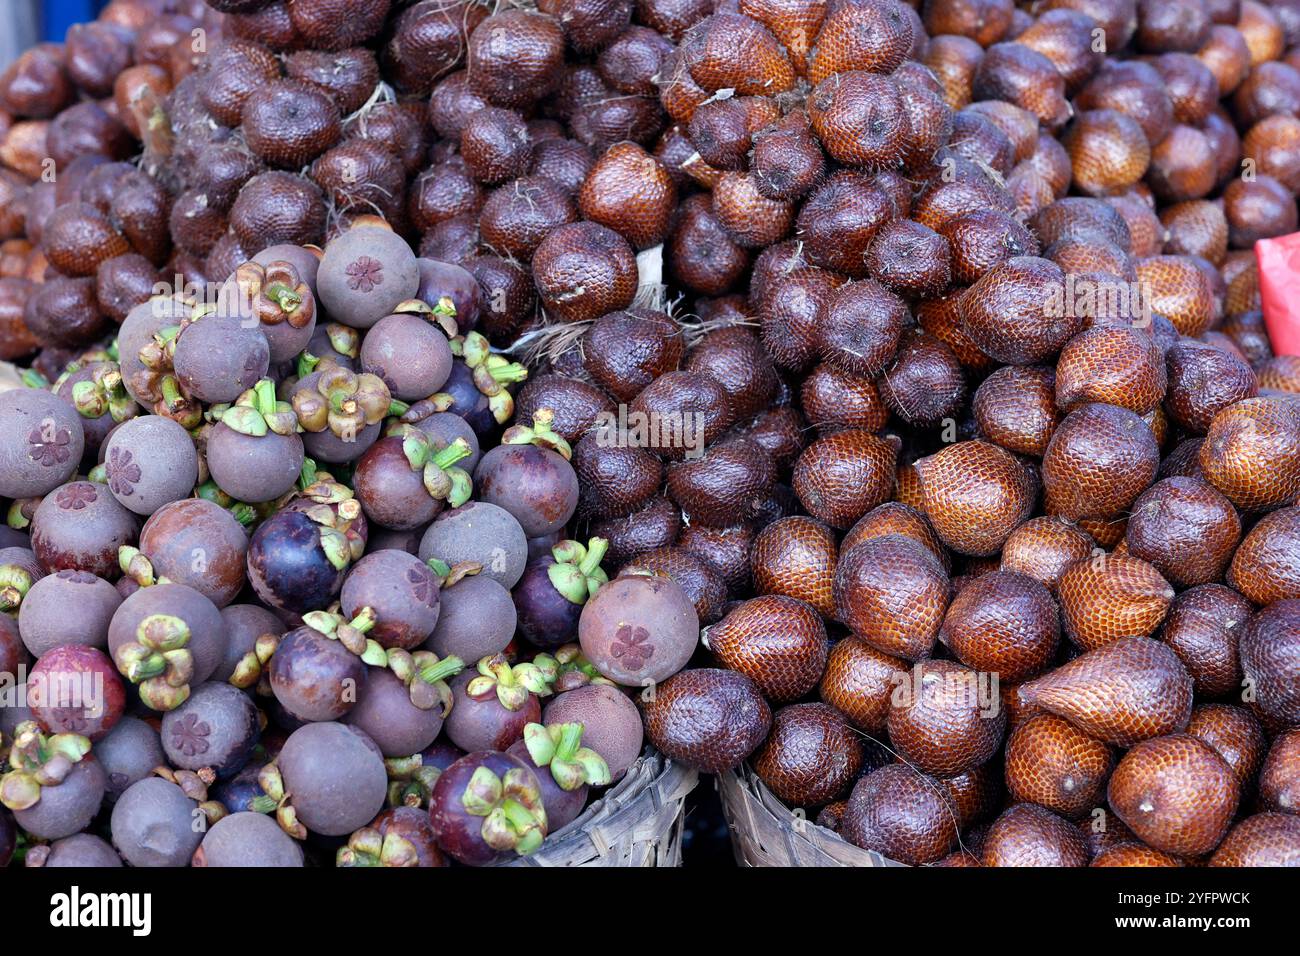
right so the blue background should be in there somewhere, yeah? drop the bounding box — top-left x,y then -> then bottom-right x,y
43,1 -> 109,41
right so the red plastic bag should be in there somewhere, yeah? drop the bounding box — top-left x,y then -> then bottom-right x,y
1257,232 -> 1300,356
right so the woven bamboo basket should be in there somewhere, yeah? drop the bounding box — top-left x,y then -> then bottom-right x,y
501,748 -> 698,867
717,765 -> 906,867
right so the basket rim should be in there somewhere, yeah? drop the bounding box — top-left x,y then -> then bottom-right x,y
498,747 -> 698,866
717,764 -> 906,867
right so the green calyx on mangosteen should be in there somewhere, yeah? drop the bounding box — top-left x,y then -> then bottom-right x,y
7,499 -> 36,531
290,468 -> 368,562
0,721 -> 91,812
153,373 -> 203,429
291,365 -> 393,438
193,482 -> 259,528
117,544 -> 168,589
300,605 -> 386,662
228,631 -> 279,690
295,464 -> 362,516
374,646 -> 465,712
134,320 -> 179,380
502,406 -> 573,459
446,330 -> 528,424
210,378 -> 300,438
551,643 -> 616,692
0,562 -> 34,613
232,259 -> 315,329
548,537 -> 609,604
399,426 -> 474,507
61,361 -> 134,424
392,293 -> 460,339
311,507 -> 356,571
384,754 -> 444,810
462,763 -> 547,855
336,824 -> 421,867
425,557 -> 483,589
467,652 -> 554,711
515,539 -> 611,648
255,762 -> 306,840
522,722 -> 611,791
112,612 -> 195,711
296,323 -> 361,379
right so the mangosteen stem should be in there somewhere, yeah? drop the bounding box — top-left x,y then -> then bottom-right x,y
417,655 -> 464,685
430,438 -> 472,471
500,798 -> 541,834
299,457 -> 319,490
297,352 -> 320,377
21,370 -> 48,389
159,374 -> 186,411
265,282 -> 300,313
578,537 -> 608,576
113,614 -> 194,711
253,379 -> 279,418
230,503 -> 257,527
388,399 -> 409,416
486,357 -> 529,385
348,607 -> 376,633
553,723 -> 584,763
421,439 -> 474,506
248,795 -> 279,814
